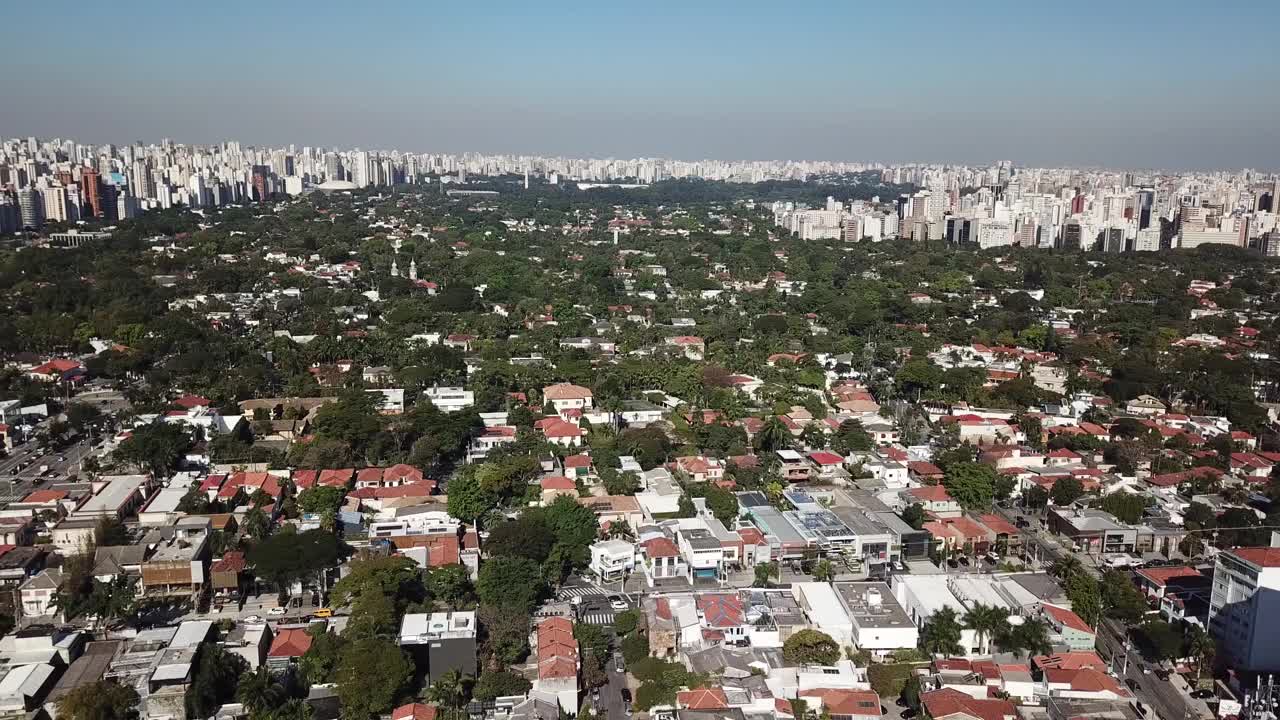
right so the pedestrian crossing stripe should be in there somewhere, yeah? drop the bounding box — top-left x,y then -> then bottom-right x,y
558,586 -> 606,598
580,613 -> 615,625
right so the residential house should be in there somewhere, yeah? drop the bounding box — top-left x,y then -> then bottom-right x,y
1038,603 -> 1097,651
534,617 -> 578,714
267,628 -> 312,672
542,383 -> 594,414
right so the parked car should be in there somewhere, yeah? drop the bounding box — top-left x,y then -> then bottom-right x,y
243,615 -> 264,625
268,606 -> 287,617
313,607 -> 333,618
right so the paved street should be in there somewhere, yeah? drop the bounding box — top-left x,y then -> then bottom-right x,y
0,435 -> 102,503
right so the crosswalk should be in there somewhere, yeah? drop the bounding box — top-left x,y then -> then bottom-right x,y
579,612 -> 616,626
557,586 -> 607,600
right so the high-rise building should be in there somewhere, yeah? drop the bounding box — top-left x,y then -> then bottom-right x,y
352,151 -> 370,188
251,165 -> 270,201
1059,220 -> 1083,250
81,168 -> 103,218
16,188 -> 44,229
1209,547 -> 1280,672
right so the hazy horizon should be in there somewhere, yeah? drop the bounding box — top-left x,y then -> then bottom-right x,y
4,0 -> 1278,172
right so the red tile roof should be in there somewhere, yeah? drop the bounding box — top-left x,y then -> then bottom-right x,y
1041,602 -> 1095,635
909,485 -> 953,502
22,489 -> 68,504
1135,565 -> 1203,586
1230,547 -> 1280,568
908,461 -> 944,477
536,617 -> 578,680
268,628 -> 313,658
392,703 -> 439,720
977,513 -> 1018,536
696,593 -> 745,628
808,451 -> 844,466
541,476 -> 576,491
1032,651 -> 1106,671
800,689 -> 883,718
921,688 -> 1015,720
388,534 -> 460,566
641,537 -> 680,558
677,687 -> 729,710
211,551 -> 247,574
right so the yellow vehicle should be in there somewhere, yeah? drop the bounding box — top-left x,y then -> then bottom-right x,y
313,607 -> 333,618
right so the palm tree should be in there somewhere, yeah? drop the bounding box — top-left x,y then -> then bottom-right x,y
1184,624 -> 1215,680
1049,555 -> 1083,581
811,559 -> 835,583
756,415 -> 791,452
427,669 -> 470,719
963,603 -> 1008,655
754,562 -> 780,588
237,666 -> 285,716
922,607 -> 964,657
263,698 -> 313,720
998,617 -> 1053,658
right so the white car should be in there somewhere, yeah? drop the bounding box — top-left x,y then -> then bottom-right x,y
242,615 -> 264,625
267,606 -> 287,617
609,595 -> 629,612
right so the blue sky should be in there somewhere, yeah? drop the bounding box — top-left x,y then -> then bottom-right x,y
3,0 -> 1278,169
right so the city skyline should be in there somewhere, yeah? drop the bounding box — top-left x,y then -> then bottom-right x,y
3,1 -> 1279,170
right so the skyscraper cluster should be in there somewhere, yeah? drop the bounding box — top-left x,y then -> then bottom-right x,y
2,135 -> 1277,254
777,162 -> 1280,253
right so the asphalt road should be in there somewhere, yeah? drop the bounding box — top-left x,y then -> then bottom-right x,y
0,435 -> 102,502
993,507 -> 1203,720
1098,619 -> 1207,720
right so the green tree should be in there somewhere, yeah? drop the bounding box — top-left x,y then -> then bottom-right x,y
783,629 -> 841,666
1096,492 -> 1148,524
473,669 -> 531,702
901,503 -> 926,530
963,603 -> 1008,654
478,604 -> 531,666
704,484 -> 739,526
426,669 -> 471,718
57,680 -> 140,720
832,419 -> 873,454
942,462 -> 997,510
186,644 -> 248,720
921,607 -> 964,656
1100,569 -> 1149,623
330,555 -> 425,610
902,673 -> 922,711
446,469 -> 497,526
299,627 -> 345,685
476,556 -> 545,613
811,559 -> 835,582
755,416 -> 792,452
297,486 -> 346,516
1063,572 -> 1103,627
426,564 -> 476,610
621,631 -> 650,664
335,637 -> 412,720
114,422 -> 191,477
614,609 -> 641,636
1050,477 -> 1085,506
753,561 -> 779,588
236,666 -> 286,716
247,529 -> 342,594
1024,486 -> 1050,510
484,514 -> 556,563
1133,618 -> 1183,662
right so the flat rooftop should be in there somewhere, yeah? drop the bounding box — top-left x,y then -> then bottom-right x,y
836,582 -> 914,630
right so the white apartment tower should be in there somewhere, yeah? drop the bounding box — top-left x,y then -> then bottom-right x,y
1209,547 -> 1280,672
